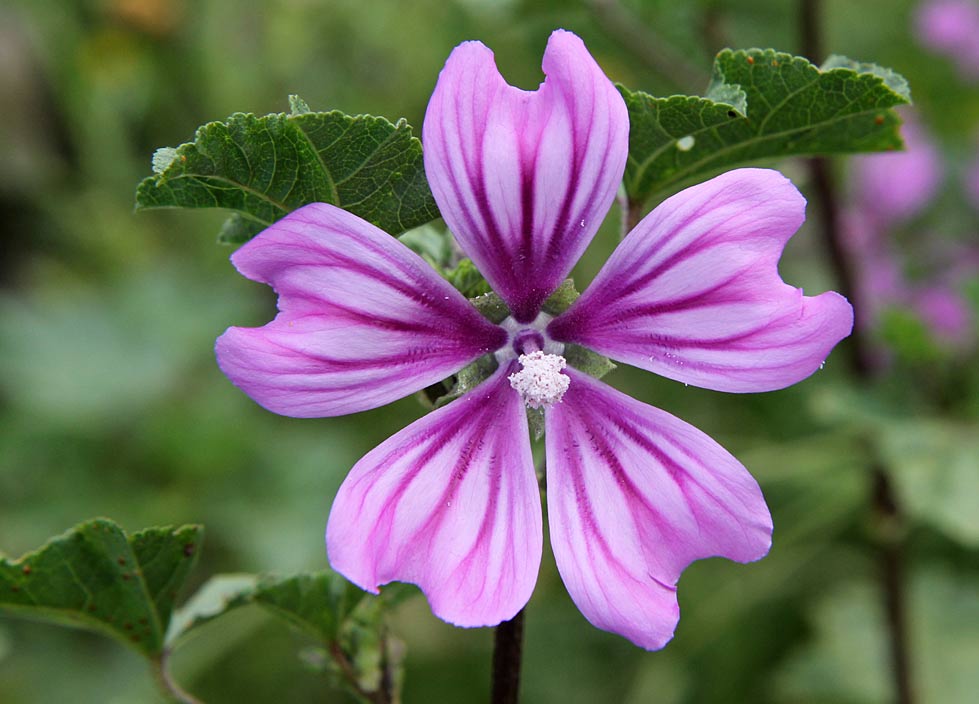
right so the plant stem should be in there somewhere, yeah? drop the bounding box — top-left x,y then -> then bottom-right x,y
153,650 -> 205,704
617,192 -> 644,240
871,465 -> 914,704
807,157 -> 875,376
491,609 -> 525,704
584,0 -> 710,91
329,641 -> 390,704
799,4 -> 915,703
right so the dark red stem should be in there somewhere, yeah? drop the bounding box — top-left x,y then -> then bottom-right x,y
799,4 -> 915,704
491,609 -> 525,704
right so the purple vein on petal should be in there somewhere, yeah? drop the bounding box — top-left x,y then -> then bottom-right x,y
216,202 -> 506,418
549,168 -> 854,393
544,369 -> 772,650
326,366 -> 542,627
423,29 -> 628,321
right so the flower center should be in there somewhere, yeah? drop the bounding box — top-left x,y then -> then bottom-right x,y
507,351 -> 570,409
496,313 -> 564,360
495,314 -> 570,409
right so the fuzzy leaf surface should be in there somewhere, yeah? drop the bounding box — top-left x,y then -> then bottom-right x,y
0,519 -> 202,658
136,101 -> 440,242
622,49 -> 910,205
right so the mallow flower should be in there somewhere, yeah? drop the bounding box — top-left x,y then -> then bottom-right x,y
845,112 -> 975,349
215,30 -> 853,649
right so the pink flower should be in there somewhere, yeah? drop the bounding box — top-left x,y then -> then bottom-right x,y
914,0 -> 979,79
913,285 -> 973,343
852,111 -> 942,226
215,31 -> 853,649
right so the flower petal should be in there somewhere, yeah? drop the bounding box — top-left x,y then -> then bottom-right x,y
423,29 -> 628,322
326,367 -> 542,627
549,169 -> 854,392
545,369 -> 772,650
216,203 -> 506,417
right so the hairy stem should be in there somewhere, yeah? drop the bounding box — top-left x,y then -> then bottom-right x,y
809,156 -> 916,704
329,641 -> 390,704
799,3 -> 915,703
617,192 -> 644,240
491,609 -> 525,704
153,650 -> 205,704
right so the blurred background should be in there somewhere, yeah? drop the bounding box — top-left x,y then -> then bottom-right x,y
1,0 -> 977,702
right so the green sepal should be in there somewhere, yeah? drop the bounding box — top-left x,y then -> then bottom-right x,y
541,279 -> 580,317
446,258 -> 492,298
470,291 -> 511,324
565,344 -> 617,381
433,354 -> 500,409
527,407 -> 546,441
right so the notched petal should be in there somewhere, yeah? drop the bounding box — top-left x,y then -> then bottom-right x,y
215,203 -> 506,417
326,368 -> 542,627
545,370 -> 772,650
549,168 -> 854,392
423,30 -> 628,322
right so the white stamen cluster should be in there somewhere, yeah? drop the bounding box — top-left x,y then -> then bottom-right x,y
508,351 -> 571,409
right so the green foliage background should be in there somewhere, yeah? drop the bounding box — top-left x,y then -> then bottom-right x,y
1,0 -> 977,702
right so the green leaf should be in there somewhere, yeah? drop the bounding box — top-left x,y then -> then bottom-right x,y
136,98 -> 440,242
622,49 -> 910,206
775,569 -> 979,703
878,420 -> 979,547
165,573 -> 257,645
250,572 -> 365,644
170,571 -> 416,650
171,571 -> 406,703
0,519 -> 202,658
397,224 -> 454,270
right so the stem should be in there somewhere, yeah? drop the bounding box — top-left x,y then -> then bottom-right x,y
699,2 -> 728,61
491,609 -> 525,704
872,466 -> 914,704
378,630 -> 394,704
329,642 -> 390,704
584,0 -> 709,92
807,157 -> 875,376
799,4 -> 915,703
617,192 -> 644,240
153,650 -> 205,704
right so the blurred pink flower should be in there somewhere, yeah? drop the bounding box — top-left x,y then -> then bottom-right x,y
852,112 -> 942,225
846,114 -> 976,349
914,285 -> 973,343
215,31 -> 853,649
914,0 -> 979,79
